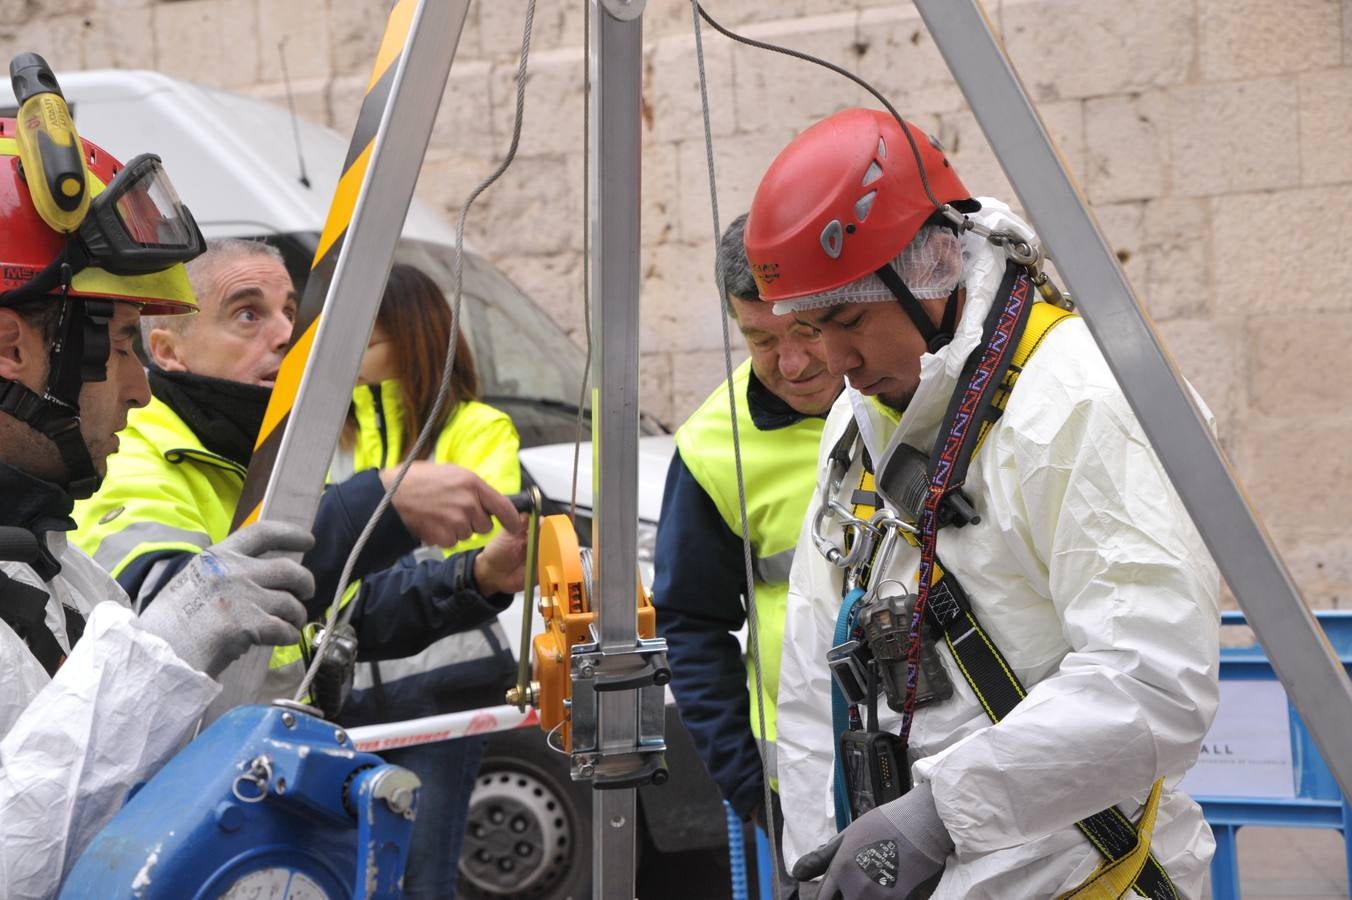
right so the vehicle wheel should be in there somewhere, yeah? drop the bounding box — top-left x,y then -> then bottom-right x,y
458,729 -> 592,900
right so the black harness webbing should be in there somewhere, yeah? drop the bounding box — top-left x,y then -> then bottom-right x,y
844,265 -> 1177,899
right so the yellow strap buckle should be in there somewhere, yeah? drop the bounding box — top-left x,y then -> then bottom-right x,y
1057,779 -> 1166,900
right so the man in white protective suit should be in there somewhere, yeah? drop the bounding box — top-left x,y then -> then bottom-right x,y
0,113 -> 316,897
745,108 -> 1221,899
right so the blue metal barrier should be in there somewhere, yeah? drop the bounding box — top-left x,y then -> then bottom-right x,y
1193,610 -> 1352,899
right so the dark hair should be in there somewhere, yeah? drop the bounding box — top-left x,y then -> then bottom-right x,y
716,213 -> 759,313
371,264 -> 479,463
6,296 -> 63,344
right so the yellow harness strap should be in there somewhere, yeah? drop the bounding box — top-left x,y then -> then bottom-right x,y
1058,780 -> 1166,900
845,303 -> 1174,897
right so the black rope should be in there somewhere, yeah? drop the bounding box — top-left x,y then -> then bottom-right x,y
694,2 -> 943,212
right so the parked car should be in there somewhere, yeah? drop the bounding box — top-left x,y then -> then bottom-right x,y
2,69 -> 734,899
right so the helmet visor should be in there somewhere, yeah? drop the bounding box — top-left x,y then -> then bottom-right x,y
81,153 -> 205,274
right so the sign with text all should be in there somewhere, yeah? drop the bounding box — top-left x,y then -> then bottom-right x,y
1179,680 -> 1295,800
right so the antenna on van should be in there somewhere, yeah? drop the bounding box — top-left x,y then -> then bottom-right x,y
277,36 -> 312,189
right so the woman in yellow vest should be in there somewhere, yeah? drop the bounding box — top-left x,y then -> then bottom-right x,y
339,263 -> 522,900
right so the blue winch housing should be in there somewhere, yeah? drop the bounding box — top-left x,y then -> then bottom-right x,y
61,702 -> 420,900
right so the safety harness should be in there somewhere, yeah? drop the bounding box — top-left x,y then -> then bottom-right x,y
829,264 -> 1177,900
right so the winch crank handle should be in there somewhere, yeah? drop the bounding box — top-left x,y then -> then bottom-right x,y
508,486 -> 543,711
507,488 -> 541,515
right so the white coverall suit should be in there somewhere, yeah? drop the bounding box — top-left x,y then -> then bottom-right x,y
0,533 -> 218,898
776,199 -> 1221,898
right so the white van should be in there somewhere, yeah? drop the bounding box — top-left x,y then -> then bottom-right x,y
3,70 -> 734,899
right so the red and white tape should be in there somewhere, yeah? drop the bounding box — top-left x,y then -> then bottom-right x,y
348,704 -> 541,752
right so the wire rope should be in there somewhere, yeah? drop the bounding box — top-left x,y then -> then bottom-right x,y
689,6 -> 781,898
295,0 -> 539,704
695,2 -> 942,211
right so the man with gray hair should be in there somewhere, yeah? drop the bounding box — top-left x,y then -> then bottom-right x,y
74,237 -> 527,674
653,213 -> 841,890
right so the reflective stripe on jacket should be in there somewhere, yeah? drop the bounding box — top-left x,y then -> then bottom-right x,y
672,358 -> 824,748
341,381 -> 521,722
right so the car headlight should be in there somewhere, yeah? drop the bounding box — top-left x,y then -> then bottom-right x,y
636,520 -> 657,591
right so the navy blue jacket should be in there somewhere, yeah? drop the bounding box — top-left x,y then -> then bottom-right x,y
124,469 -> 512,666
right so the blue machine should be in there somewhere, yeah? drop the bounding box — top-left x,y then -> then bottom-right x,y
61,702 -> 419,899
1197,610 -> 1352,899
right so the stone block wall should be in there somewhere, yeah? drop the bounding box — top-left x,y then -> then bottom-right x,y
2,0 -> 1349,609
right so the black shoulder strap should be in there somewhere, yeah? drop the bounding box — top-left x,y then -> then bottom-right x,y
904,263 -> 1176,898
0,571 -> 67,677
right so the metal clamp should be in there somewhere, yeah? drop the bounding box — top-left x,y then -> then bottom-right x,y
567,638 -> 669,787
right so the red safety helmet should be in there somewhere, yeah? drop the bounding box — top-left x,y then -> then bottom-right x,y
745,108 -> 977,304
0,118 -> 200,498
0,120 -> 198,316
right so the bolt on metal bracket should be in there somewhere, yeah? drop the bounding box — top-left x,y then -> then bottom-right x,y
567,638 -> 670,787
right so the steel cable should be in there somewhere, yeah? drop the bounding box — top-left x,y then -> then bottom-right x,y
690,6 -> 782,898
694,2 -> 942,211
295,0 -> 538,704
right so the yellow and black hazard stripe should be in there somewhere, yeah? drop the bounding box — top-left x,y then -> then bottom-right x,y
231,0 -> 418,531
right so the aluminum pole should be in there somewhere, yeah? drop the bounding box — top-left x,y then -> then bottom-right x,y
913,0 -> 1352,794
207,0 -> 471,719
588,0 -> 646,895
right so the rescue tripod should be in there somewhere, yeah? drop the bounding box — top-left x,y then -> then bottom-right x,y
59,0 -> 1352,898
68,1 -> 668,897
235,0 -> 672,893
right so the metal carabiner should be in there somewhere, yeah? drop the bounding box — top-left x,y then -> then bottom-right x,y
859,515 -> 916,604
811,490 -> 881,573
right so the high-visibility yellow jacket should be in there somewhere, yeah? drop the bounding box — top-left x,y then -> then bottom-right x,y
338,381 -> 522,723
654,358 -> 827,819
73,384 -> 520,704
345,380 -> 521,554
72,394 -> 371,696
74,394 -> 247,592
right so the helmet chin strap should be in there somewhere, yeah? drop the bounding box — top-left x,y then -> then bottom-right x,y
0,285 -> 113,500
873,263 -> 961,353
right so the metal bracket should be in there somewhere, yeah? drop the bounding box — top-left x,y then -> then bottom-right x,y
568,638 -> 670,787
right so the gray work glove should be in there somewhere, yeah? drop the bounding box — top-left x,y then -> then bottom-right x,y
140,520 -> 316,679
793,783 -> 953,900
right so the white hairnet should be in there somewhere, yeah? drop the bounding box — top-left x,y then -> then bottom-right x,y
773,225 -> 964,315
898,226 -> 964,299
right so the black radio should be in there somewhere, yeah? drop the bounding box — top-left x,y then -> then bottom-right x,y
840,729 -> 909,818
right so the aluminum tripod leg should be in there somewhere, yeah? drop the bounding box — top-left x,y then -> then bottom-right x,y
912,0 -> 1352,795
589,0 -> 647,895
207,0 -> 471,719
